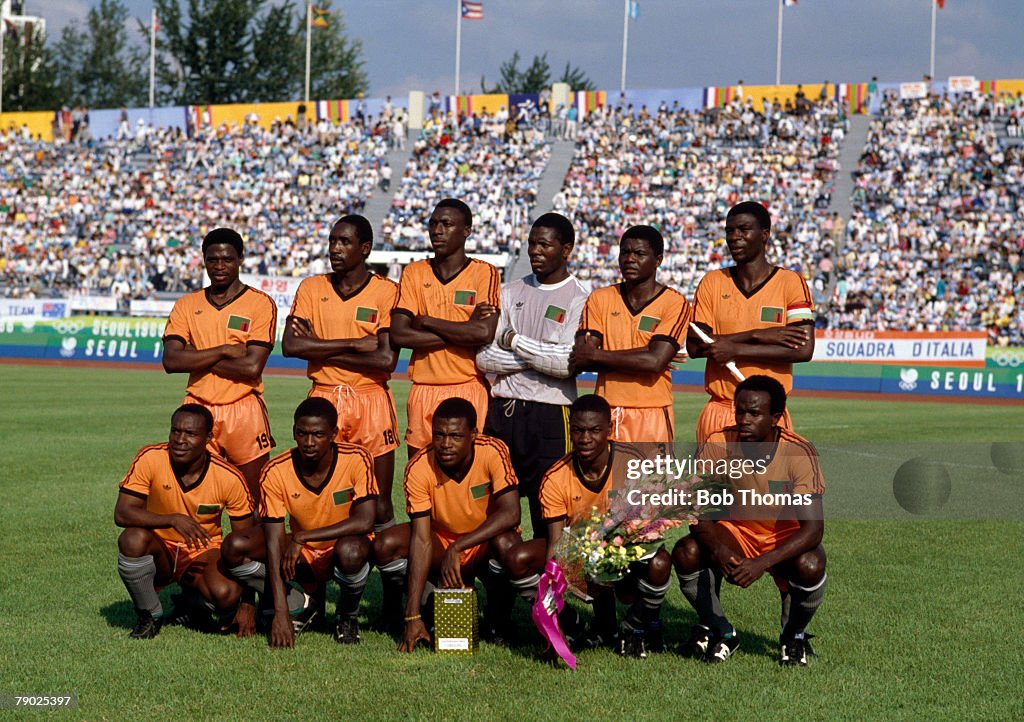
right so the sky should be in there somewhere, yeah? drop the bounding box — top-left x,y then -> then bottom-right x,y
30,0 -> 1024,99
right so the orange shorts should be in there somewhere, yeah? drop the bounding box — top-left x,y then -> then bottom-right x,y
406,379 -> 490,449
433,529 -> 489,575
696,398 -> 792,443
299,544 -> 336,585
160,538 -> 221,584
717,520 -> 796,592
609,405 -> 675,444
308,383 -> 399,457
185,393 -> 274,466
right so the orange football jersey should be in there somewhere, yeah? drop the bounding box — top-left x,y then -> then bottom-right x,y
288,273 -> 398,388
577,284 -> 690,407
394,259 -> 500,384
538,442 -> 647,524
404,436 -> 517,536
163,286 -> 277,404
701,427 -> 823,547
259,443 -> 378,551
118,444 -> 253,545
692,268 -> 813,400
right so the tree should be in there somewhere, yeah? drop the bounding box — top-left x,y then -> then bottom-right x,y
558,62 -> 596,92
246,2 -> 302,103
307,0 -> 368,100
51,0 -> 146,108
154,0 -> 263,105
153,0 -> 367,105
481,51 -> 594,94
2,21 -> 59,112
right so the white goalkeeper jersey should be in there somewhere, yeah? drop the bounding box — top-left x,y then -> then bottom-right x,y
476,273 -> 589,406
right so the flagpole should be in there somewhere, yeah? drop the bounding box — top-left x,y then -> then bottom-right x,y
149,7 -> 156,108
775,0 -> 783,85
620,0 -> 629,93
454,0 -> 462,96
304,1 -> 312,103
929,0 -> 936,80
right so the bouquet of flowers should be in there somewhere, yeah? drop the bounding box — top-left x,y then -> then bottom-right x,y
532,469 -> 720,667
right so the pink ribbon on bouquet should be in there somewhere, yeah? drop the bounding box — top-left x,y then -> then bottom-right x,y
531,559 -> 576,669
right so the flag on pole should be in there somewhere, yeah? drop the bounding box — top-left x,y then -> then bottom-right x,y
628,0 -> 640,20
461,1 -> 483,20
783,0 -> 798,6
311,6 -> 329,28
935,0 -> 945,7
152,11 -> 160,33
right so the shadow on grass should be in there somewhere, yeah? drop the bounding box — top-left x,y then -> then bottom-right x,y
100,599 -> 137,629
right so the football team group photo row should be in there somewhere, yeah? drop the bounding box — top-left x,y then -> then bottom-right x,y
117,196 -> 824,668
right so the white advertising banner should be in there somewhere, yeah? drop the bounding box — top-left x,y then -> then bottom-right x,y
814,330 -> 987,367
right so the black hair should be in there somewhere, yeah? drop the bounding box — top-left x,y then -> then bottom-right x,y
335,214 -> 374,247
172,403 -> 214,435
532,212 -> 575,246
569,394 -> 611,423
735,375 -> 787,416
434,198 -> 473,227
620,224 -> 664,257
202,227 -> 244,256
433,397 -> 476,430
294,397 -> 338,428
727,201 -> 772,232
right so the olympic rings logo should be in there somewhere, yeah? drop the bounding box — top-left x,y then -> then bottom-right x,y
988,350 -> 1024,367
52,320 -> 84,335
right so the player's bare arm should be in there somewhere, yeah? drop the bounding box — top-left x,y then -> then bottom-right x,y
208,343 -> 272,382
726,497 -> 824,588
399,515 -> 433,653
114,492 -> 212,551
292,497 -> 376,546
390,311 -> 446,350
415,302 -> 499,345
161,337 -> 246,374
571,337 -> 678,375
687,322 -> 814,364
284,318 -> 397,371
263,520 -> 295,648
440,489 -> 521,588
544,518 -> 566,560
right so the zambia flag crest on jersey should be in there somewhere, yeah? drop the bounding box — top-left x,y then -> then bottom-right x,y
544,305 -> 567,324
333,488 -> 355,506
470,481 -> 492,500
227,315 -> 251,332
454,290 -> 477,306
638,315 -> 659,333
760,306 -> 784,324
355,307 -> 378,323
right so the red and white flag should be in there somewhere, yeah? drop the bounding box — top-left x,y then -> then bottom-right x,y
461,1 -> 483,20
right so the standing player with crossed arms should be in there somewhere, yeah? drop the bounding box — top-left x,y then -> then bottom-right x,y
282,214 -> 399,532
390,198 -> 501,461
688,201 -> 815,442
161,228 -> 277,499
571,225 -> 690,446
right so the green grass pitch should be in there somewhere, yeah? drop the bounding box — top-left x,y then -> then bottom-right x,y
0,364 -> 1021,720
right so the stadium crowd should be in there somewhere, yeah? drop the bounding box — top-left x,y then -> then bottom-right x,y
554,96 -> 847,300
379,109 -> 550,253
828,92 -> 1024,346
0,116 -> 389,303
